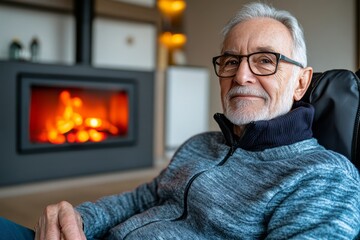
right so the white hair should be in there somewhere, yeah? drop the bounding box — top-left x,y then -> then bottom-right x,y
221,2 -> 307,67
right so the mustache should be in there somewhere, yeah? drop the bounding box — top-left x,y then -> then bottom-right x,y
226,86 -> 269,100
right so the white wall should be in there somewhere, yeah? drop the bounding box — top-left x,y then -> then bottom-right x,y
271,0 -> 357,72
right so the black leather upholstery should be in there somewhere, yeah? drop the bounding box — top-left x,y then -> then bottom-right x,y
302,69 -> 360,169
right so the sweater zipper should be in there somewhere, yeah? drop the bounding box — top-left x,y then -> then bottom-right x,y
173,146 -> 236,221
217,145 -> 236,166
173,169 -> 207,221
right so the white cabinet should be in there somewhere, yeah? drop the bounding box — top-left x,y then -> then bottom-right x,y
165,66 -> 210,158
92,17 -> 156,71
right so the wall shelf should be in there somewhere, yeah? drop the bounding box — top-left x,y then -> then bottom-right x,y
0,0 -> 160,69
1,0 -> 160,26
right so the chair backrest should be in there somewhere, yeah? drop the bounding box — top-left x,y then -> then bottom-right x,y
302,69 -> 360,170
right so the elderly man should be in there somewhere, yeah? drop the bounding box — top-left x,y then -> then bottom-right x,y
1,2 -> 359,240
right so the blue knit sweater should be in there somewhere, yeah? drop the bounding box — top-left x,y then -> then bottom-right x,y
76,102 -> 360,239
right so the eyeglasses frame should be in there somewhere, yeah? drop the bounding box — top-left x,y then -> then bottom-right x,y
212,51 -> 304,78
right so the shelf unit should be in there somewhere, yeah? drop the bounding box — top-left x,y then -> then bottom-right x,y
1,0 -> 161,26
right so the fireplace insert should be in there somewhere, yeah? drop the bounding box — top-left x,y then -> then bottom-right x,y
0,61 -> 154,186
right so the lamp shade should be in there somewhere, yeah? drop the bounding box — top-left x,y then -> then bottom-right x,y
157,0 -> 186,17
159,32 -> 186,49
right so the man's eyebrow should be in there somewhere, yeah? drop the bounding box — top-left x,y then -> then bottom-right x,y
222,46 -> 278,55
222,50 -> 238,55
256,46 -> 277,52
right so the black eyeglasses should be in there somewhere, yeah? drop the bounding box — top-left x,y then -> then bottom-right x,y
212,51 -> 304,78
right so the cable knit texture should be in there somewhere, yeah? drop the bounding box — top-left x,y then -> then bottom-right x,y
76,102 -> 360,239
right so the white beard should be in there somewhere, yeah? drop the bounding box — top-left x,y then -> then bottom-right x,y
223,75 -> 297,126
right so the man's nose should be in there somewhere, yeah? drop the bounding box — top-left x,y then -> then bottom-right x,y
233,59 -> 256,85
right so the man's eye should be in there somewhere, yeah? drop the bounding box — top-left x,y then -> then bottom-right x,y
258,57 -> 273,64
224,59 -> 239,66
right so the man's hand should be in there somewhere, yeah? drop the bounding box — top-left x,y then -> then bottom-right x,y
35,201 -> 86,240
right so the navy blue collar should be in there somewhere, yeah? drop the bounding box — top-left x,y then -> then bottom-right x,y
214,101 -> 314,151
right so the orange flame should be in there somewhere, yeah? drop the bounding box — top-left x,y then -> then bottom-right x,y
44,90 -> 121,144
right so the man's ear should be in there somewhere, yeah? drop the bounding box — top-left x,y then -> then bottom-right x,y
293,67 -> 313,101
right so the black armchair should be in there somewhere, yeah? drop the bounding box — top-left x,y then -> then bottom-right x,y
302,69 -> 360,170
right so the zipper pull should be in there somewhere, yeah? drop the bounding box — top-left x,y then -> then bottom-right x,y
217,145 -> 237,166
230,145 -> 236,156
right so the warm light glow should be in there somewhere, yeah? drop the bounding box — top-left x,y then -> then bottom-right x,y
158,0 -> 186,16
59,91 -> 70,103
85,118 -> 102,128
48,129 -> 66,144
77,130 -> 89,143
30,90 -> 128,144
72,97 -> 82,108
109,125 -> 119,135
73,113 -> 83,126
88,129 -> 106,142
159,32 -> 187,49
56,119 -> 74,134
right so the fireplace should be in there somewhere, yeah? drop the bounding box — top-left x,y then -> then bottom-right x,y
0,61 -> 154,186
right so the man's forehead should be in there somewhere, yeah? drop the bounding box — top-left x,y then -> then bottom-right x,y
223,18 -> 293,54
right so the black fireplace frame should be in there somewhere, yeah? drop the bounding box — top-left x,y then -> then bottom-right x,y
0,61 -> 154,186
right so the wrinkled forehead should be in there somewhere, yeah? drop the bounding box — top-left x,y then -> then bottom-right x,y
222,18 -> 294,56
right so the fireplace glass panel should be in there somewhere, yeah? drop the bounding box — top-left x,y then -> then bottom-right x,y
30,86 -> 129,144
19,74 -> 136,152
